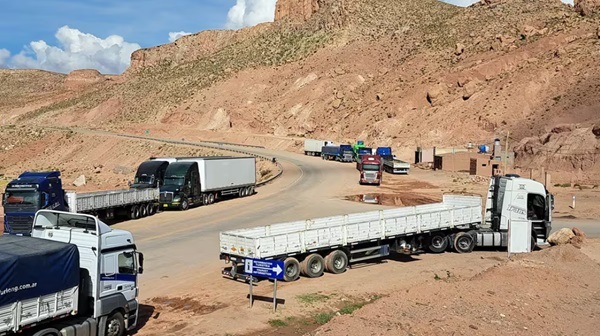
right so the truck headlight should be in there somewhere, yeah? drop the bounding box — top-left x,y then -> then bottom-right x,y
173,196 -> 181,202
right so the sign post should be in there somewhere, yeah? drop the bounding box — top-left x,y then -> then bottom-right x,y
244,258 -> 285,312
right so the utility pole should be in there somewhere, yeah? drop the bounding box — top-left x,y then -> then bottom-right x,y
504,131 -> 510,174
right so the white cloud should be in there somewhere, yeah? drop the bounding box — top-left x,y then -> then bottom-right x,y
7,26 -> 141,74
168,31 -> 193,43
225,0 -> 278,30
0,49 -> 10,67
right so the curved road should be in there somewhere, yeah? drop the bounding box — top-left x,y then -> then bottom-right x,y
85,134 -> 598,298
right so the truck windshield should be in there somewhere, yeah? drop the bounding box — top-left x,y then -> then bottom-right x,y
363,164 -> 380,171
3,189 -> 40,207
135,176 -> 154,184
164,176 -> 185,186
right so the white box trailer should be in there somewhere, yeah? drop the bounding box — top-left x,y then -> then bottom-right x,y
194,157 -> 256,192
66,187 -> 160,220
220,176 -> 555,282
304,139 -> 334,156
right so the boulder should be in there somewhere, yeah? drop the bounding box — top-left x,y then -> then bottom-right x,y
462,81 -> 479,100
73,175 -> 86,187
548,228 -> 575,245
455,43 -> 465,56
592,125 -> 600,137
426,85 -> 444,106
572,227 -> 587,238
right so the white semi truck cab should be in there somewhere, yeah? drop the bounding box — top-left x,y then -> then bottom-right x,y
0,210 -> 144,336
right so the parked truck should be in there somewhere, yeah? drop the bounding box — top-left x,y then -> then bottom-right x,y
219,175 -> 553,282
3,171 -> 159,235
159,156 -> 256,210
304,139 -> 334,156
356,154 -> 383,185
0,210 -> 144,336
375,147 -> 410,174
130,159 -> 170,189
321,145 -> 354,162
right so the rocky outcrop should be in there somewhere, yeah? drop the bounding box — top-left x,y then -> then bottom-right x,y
64,69 -> 104,90
574,0 -> 600,15
275,0 -> 322,22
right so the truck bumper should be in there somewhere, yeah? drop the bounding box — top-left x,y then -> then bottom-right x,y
160,202 -> 180,209
393,169 -> 409,174
360,179 -> 381,185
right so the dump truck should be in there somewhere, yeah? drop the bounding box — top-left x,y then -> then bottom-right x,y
3,171 -> 160,235
0,210 -> 144,336
219,175 -> 553,282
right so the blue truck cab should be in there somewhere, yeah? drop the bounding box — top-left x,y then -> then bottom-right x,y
376,147 -> 392,157
321,144 -> 355,162
2,171 -> 69,235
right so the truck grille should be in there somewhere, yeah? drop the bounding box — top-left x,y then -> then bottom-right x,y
6,216 -> 34,235
159,192 -> 173,203
364,172 -> 377,180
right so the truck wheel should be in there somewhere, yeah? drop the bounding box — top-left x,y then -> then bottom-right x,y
283,257 -> 300,282
427,233 -> 448,253
147,203 -> 156,216
129,205 -> 139,219
140,204 -> 148,217
181,199 -> 189,210
103,311 -> 125,336
32,328 -> 60,336
453,232 -> 475,254
301,254 -> 325,278
249,186 -> 255,195
208,193 -> 215,204
325,250 -> 348,274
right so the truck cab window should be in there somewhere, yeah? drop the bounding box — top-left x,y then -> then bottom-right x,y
527,194 -> 545,220
118,252 -> 136,274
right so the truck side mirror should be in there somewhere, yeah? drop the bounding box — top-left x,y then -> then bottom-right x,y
137,252 -> 144,274
42,192 -> 49,207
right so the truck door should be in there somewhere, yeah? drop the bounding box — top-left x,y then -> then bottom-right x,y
100,250 -> 138,303
505,187 -> 531,253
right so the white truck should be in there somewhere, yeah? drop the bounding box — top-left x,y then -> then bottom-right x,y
304,139 -> 335,156
219,175 -> 553,282
382,156 -> 410,174
158,156 -> 257,210
0,210 -> 144,336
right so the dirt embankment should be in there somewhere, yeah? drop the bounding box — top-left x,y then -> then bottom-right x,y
309,242 -> 600,336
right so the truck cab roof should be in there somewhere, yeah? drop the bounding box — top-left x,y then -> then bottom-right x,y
10,171 -> 61,185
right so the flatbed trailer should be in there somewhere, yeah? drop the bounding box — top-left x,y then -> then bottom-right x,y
219,176 -> 553,282
67,187 -> 160,219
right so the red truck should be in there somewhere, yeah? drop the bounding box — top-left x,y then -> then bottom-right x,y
357,154 -> 383,185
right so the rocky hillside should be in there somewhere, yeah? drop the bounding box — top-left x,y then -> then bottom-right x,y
1,0 -> 600,176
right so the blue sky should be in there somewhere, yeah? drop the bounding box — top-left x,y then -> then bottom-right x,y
0,0 -> 573,74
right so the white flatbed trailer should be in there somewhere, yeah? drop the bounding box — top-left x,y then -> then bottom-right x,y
66,187 -> 160,219
220,176 -> 554,282
383,158 -> 410,174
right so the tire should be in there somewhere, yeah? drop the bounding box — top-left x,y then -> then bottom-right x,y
181,199 -> 189,211
140,203 -> 148,217
129,205 -> 139,219
427,233 -> 448,253
301,253 -> 325,278
283,257 -> 301,282
325,250 -> 348,274
33,328 -> 60,336
103,311 -> 125,336
147,203 -> 156,216
202,194 -> 209,205
453,232 -> 476,253
208,193 -> 215,204
249,186 -> 255,195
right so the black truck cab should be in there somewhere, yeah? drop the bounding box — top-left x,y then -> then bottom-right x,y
130,160 -> 169,189
159,161 -> 201,210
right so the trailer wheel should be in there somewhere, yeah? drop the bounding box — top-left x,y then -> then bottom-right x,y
140,203 -> 148,217
33,328 -> 60,336
301,253 -> 325,278
102,311 -> 125,336
129,205 -> 139,219
427,233 -> 448,253
453,232 -> 476,254
283,257 -> 301,282
249,186 -> 255,195
208,193 -> 215,204
325,250 -> 348,274
147,203 -> 156,216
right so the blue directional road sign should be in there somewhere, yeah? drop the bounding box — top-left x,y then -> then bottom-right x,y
244,258 -> 285,280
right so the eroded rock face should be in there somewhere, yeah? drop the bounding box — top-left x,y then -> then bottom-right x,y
574,0 -> 600,15
275,0 -> 321,22
64,69 -> 104,90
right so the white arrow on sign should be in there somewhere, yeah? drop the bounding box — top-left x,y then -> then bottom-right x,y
273,264 -> 282,275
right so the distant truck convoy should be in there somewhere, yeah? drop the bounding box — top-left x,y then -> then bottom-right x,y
0,210 -> 144,336
321,144 -> 354,162
156,156 -> 257,210
220,175 -> 553,282
304,139 -> 334,156
356,154 -> 383,185
2,171 -> 160,235
376,147 -> 410,174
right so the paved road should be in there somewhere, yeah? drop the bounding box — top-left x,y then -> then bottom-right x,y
101,136 -> 598,298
